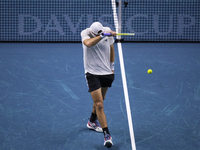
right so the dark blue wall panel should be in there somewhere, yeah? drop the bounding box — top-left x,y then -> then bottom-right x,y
0,0 -> 199,42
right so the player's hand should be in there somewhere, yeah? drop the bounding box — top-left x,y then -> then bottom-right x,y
109,31 -> 117,36
101,31 -> 117,37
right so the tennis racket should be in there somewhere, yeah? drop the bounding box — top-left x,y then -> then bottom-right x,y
103,33 -> 135,36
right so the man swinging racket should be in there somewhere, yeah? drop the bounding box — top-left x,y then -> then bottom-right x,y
81,22 -> 117,148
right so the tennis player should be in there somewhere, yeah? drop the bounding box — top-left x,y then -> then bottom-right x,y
81,22 -> 116,148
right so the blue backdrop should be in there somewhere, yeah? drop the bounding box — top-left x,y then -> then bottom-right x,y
0,0 -> 199,42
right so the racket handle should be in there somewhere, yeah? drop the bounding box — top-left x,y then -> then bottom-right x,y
103,33 -> 112,36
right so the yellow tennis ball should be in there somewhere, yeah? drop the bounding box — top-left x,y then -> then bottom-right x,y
147,69 -> 153,74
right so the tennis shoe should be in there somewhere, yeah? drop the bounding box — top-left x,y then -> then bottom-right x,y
87,119 -> 103,133
104,134 -> 113,148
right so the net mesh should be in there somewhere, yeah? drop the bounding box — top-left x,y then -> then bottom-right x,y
122,0 -> 200,41
0,0 -> 199,42
0,0 -> 115,42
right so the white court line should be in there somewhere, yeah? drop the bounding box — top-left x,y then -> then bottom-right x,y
111,0 -> 136,150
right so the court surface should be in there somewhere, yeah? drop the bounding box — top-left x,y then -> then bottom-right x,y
0,42 -> 200,150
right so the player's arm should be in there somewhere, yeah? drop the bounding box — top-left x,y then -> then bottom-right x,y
83,36 -> 102,47
83,30 -> 117,47
110,44 -> 115,73
81,30 -> 100,47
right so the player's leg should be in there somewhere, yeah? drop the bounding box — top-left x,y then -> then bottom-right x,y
86,73 -> 104,132
91,87 -> 113,148
87,87 -> 108,132
90,88 -> 107,128
101,87 -> 108,100
91,87 -> 108,115
86,73 -> 113,147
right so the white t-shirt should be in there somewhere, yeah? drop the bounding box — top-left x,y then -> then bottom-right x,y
81,27 -> 115,75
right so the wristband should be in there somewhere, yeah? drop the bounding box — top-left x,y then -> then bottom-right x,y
110,62 -> 114,71
100,34 -> 105,39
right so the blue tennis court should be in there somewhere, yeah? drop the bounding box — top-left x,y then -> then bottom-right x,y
0,42 -> 199,150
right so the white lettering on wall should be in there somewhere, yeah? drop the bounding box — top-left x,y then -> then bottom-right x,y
126,15 -> 148,35
63,15 -> 84,34
178,15 -> 195,35
43,14 -> 65,35
19,14 -> 42,35
18,14 -> 197,36
153,15 -> 173,35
